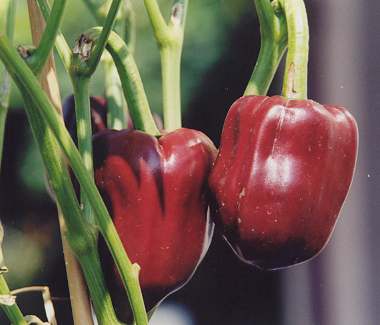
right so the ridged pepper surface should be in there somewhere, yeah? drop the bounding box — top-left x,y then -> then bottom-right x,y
93,128 -> 217,319
209,95 -> 358,270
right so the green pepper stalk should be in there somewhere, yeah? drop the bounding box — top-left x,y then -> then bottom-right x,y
278,0 -> 309,100
27,1 -> 123,324
26,0 -> 67,74
0,34 -> 148,325
22,84 -> 121,325
36,0 -> 72,70
84,28 -> 160,136
85,0 -> 137,130
245,0 -> 287,96
104,57 -> 127,130
69,0 -> 122,226
143,0 -> 188,132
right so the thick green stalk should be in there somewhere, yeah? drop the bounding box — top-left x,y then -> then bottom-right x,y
86,28 -> 160,135
28,0 -> 67,74
20,76 -> 122,325
143,0 -> 188,131
21,65 -> 122,325
244,0 -> 287,96
0,35 -> 148,325
278,0 -> 309,99
72,77 -> 95,224
0,276 -> 27,325
161,46 -> 181,130
36,0 -> 72,70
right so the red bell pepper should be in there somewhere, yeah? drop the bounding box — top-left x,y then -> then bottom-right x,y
93,128 -> 217,318
209,0 -> 358,270
209,95 -> 358,269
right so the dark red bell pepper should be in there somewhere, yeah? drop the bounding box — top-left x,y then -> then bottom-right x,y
209,95 -> 358,269
93,128 -> 217,319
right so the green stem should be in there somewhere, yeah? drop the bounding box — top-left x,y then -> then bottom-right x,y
104,58 -> 127,130
0,276 -> 27,325
103,1 -> 135,129
80,248 -> 124,325
20,88 -> 96,263
0,35 -> 148,325
244,0 -> 287,96
123,1 -> 136,52
21,75 -> 121,325
86,28 -> 160,135
161,47 -> 181,130
28,0 -> 67,74
143,0 -> 168,40
278,0 -> 309,100
74,0 -> 122,77
72,77 -> 95,224
82,0 -> 135,44
144,0 -> 188,131
36,0 -> 72,70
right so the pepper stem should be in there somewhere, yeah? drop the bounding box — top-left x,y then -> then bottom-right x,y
143,0 -> 188,132
72,76 -> 96,225
244,0 -> 287,96
85,28 -> 160,136
278,0 -> 309,100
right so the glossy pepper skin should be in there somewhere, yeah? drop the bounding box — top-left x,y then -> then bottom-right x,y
93,128 -> 217,320
209,95 -> 358,270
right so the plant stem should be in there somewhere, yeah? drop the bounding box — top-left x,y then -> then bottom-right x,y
244,0 -> 287,96
28,0 -> 67,74
0,276 -> 27,325
79,248 -> 123,324
72,77 -> 95,224
278,0 -> 309,100
82,0 -> 135,43
74,0 -> 122,77
0,35 -> 148,325
143,0 -> 188,131
36,0 -> 72,71
86,28 -> 160,135
58,214 -> 95,325
26,3 -> 96,324
27,3 -> 123,322
104,58 -> 127,130
123,1 -> 136,52
161,46 -> 181,130
103,1 -> 135,130
22,79 -> 122,325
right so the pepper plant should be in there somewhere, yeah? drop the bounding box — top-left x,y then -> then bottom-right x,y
0,0 -> 357,324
